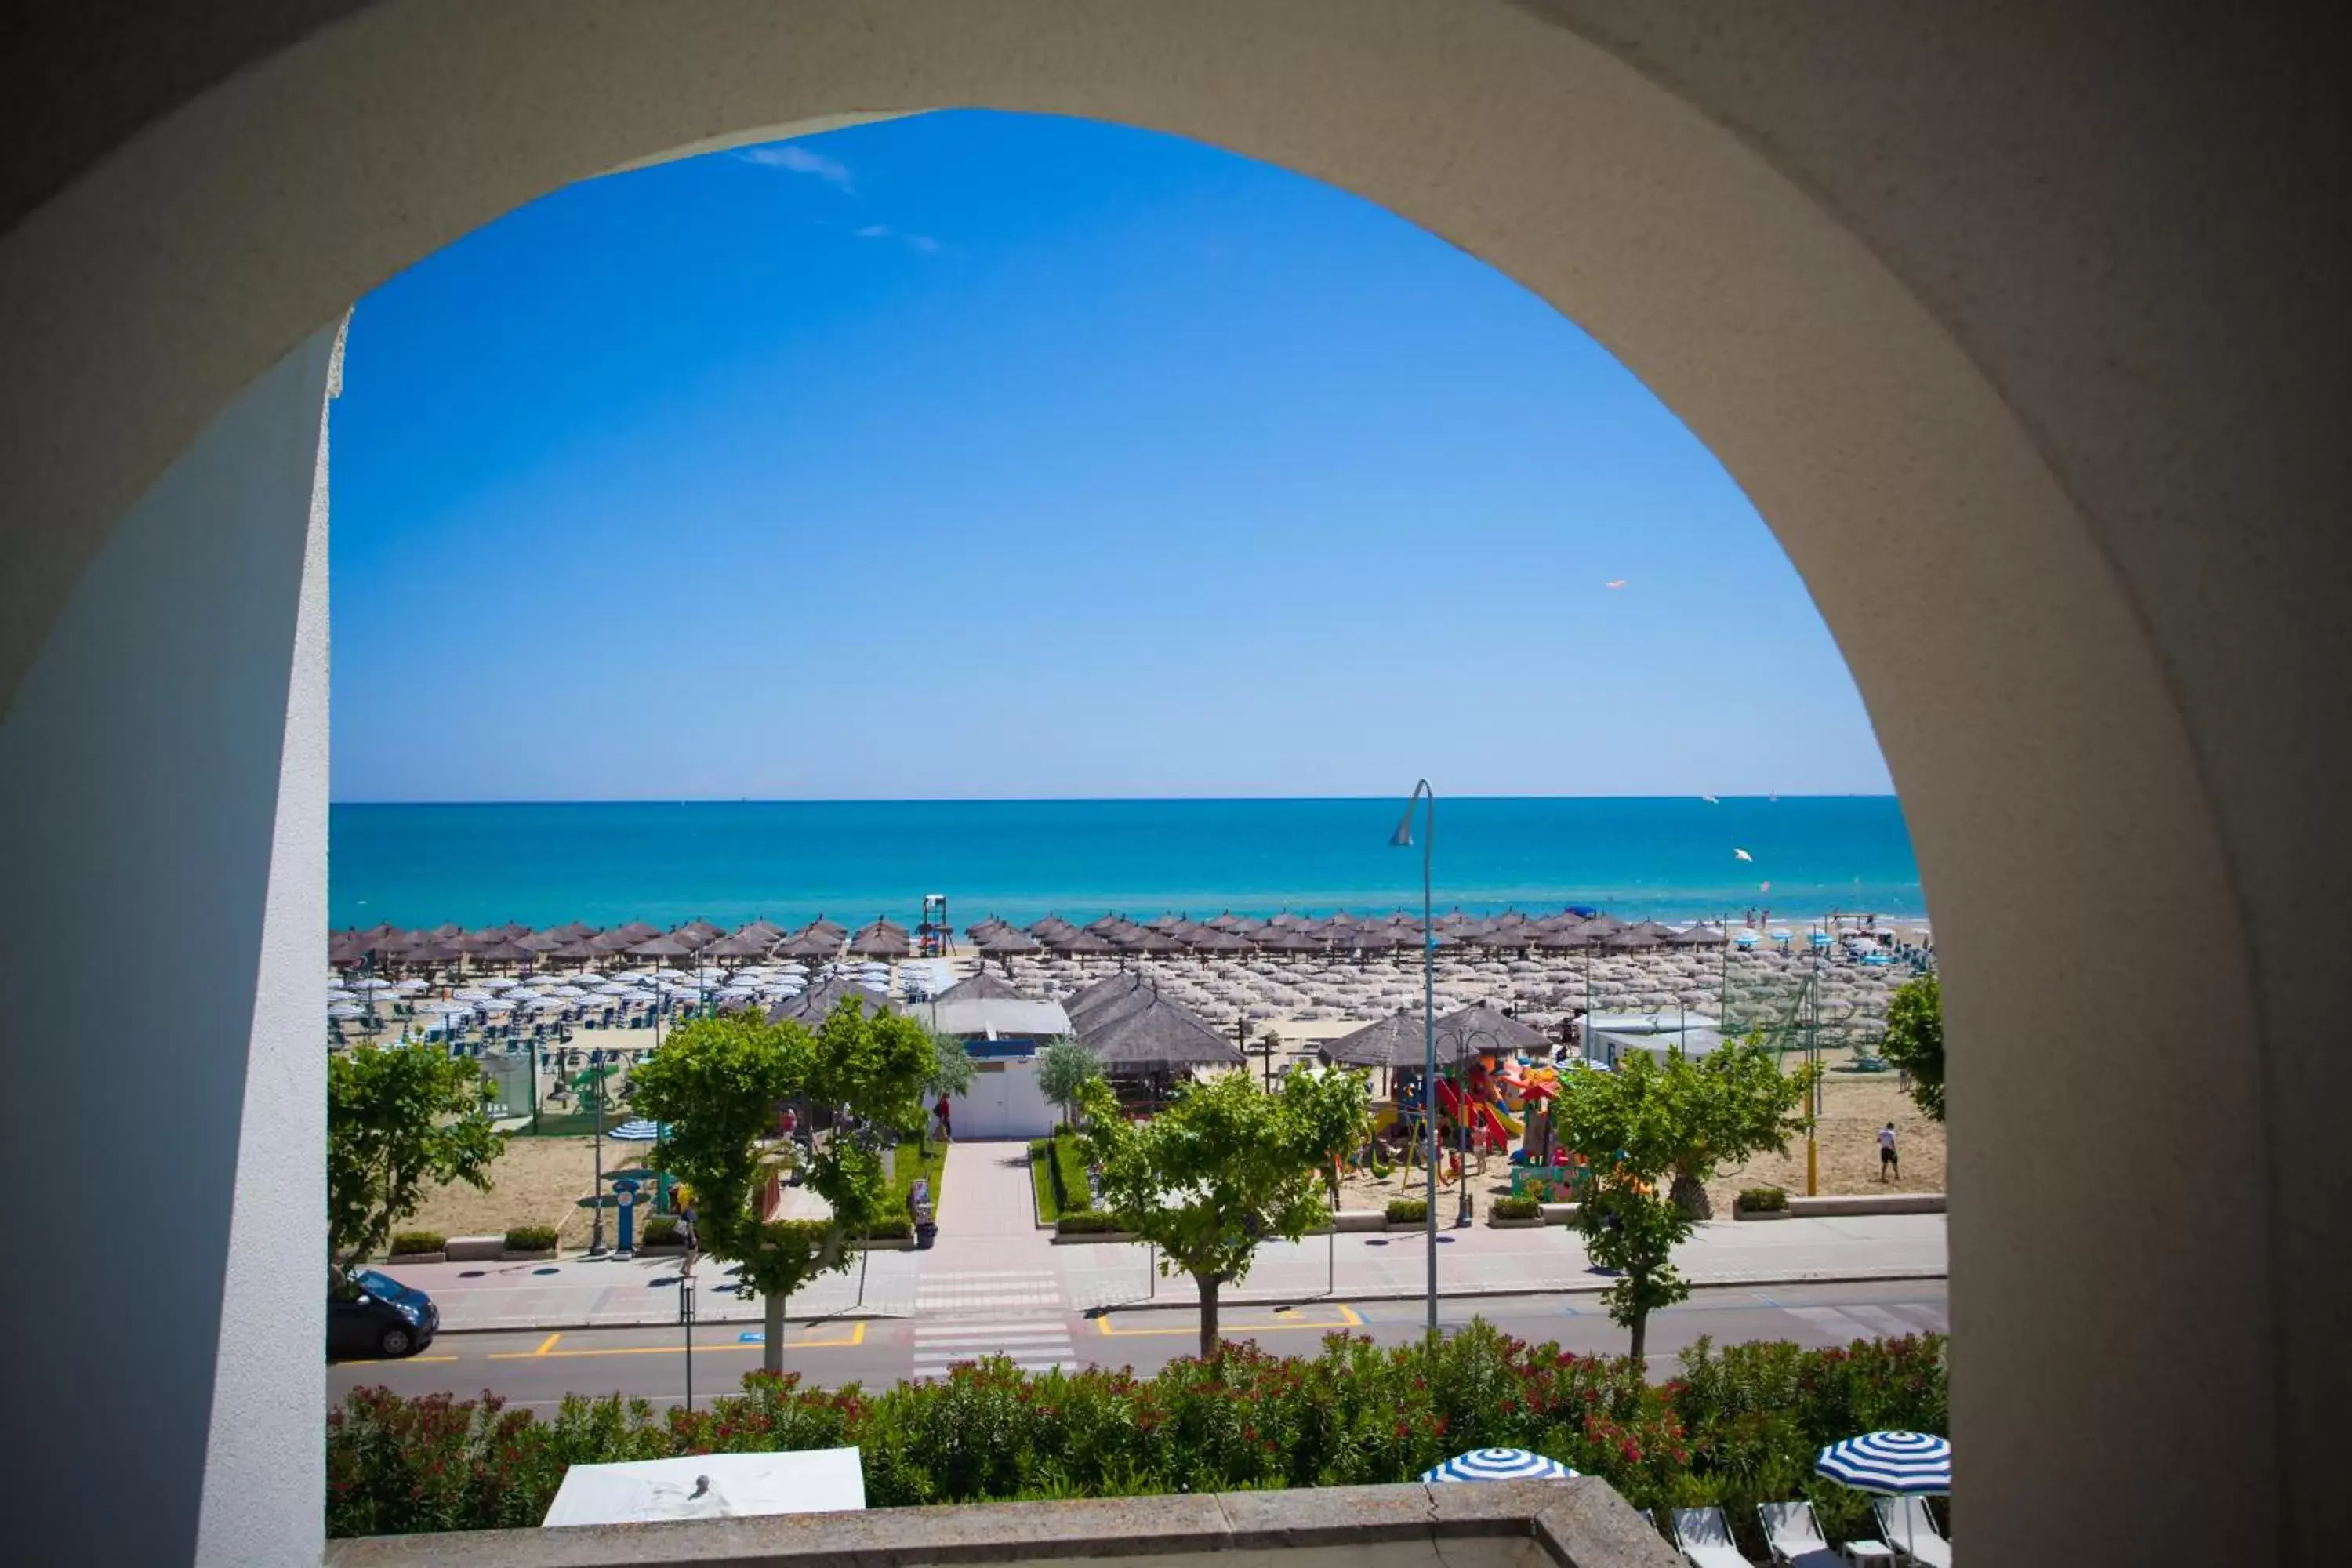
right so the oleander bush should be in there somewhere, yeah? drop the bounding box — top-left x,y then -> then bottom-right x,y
387,1231 -> 445,1256
327,1325 -> 1947,1547
1736,1186 -> 1788,1213
1490,1196 -> 1543,1221
1385,1197 -> 1429,1224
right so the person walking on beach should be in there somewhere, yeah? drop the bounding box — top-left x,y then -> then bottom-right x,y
1878,1122 -> 1900,1182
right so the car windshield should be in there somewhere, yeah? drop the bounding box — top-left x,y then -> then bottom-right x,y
354,1270 -> 412,1302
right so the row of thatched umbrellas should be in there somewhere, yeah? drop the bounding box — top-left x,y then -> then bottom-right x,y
966,908 -> 1726,956
330,914 -> 921,970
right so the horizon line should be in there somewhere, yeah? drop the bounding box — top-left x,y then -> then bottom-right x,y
330,791 -> 1900,808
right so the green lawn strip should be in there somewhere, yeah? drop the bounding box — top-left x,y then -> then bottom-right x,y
1029,1139 -> 1061,1222
1051,1131 -> 1092,1213
874,1140 -> 947,1234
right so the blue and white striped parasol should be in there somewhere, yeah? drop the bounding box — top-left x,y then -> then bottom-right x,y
1814,1430 -> 1951,1494
1421,1448 -> 1578,1483
608,1119 -> 662,1142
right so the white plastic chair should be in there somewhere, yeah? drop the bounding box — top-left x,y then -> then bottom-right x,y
1670,1506 -> 1756,1566
1757,1501 -> 1855,1567
1871,1497 -> 1952,1566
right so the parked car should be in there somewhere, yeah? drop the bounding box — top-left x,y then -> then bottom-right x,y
328,1268 -> 439,1359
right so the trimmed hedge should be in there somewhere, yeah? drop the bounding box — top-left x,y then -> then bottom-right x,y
1385,1198 -> 1429,1224
637,1217 -> 679,1247
326,1324 -> 1947,1550
1490,1196 -> 1542,1221
859,1217 -> 915,1241
1028,1140 -> 1062,1221
388,1231 -> 445,1256
1736,1185 -> 1789,1214
1054,1211 -> 1127,1235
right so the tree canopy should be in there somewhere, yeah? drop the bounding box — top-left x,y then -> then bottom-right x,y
1549,1044 -> 1809,1357
328,1041 -> 504,1266
1036,1036 -> 1105,1128
630,998 -> 935,1370
1079,1067 -> 1370,1357
1878,974 -> 1945,1122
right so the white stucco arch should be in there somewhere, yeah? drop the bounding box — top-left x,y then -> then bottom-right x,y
2,4 -> 2341,1563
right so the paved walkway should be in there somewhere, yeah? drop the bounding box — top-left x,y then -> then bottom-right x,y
400,1137 -> 1944,1331
1059,1212 -> 1948,1311
917,1139 -> 1065,1315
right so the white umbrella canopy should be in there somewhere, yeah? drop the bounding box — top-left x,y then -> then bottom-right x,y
347,977 -> 394,994
452,987 -> 493,1002
394,978 -> 430,994
326,1003 -> 365,1019
477,976 -> 518,991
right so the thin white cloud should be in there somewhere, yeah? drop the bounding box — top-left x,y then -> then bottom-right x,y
851,223 -> 941,255
739,143 -> 853,191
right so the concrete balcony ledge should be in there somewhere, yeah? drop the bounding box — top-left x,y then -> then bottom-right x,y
323,1477 -> 1678,1568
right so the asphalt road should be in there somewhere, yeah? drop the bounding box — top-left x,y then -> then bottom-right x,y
328,1279 -> 1947,1414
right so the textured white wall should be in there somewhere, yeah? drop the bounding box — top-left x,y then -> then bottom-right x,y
193,321 -> 340,1566
0,325 -> 338,1565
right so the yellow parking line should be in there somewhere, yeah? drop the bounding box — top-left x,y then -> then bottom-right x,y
487,1322 -> 866,1359
535,1332 -> 562,1356
1096,1303 -> 1362,1338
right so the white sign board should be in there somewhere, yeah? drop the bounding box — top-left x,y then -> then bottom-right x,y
542,1446 -> 865,1527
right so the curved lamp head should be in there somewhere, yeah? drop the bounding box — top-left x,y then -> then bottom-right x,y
1391,779 -> 1432,848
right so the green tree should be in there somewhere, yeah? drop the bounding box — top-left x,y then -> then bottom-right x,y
1878,974 -> 1945,1121
1657,1038 -> 1814,1218
631,999 -> 935,1372
1036,1036 -> 1105,1131
1079,1067 -> 1369,1357
328,1041 -> 505,1267
1550,1046 -> 1803,1359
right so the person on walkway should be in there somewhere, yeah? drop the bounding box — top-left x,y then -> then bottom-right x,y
1878,1122 -> 1900,1182
932,1093 -> 953,1143
678,1192 -> 699,1255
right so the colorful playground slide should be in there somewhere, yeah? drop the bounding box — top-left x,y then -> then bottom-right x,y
1436,1078 -> 1515,1152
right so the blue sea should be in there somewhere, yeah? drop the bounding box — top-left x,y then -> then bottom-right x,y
329,797 -> 1922,932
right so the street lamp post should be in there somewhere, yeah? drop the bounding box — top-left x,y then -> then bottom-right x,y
588,1051 -> 609,1255
1390,780 -> 1438,1336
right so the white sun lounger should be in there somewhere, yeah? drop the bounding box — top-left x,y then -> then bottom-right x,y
1871,1498 -> 1953,1566
1758,1501 -> 1867,1567
1670,1506 -> 1756,1566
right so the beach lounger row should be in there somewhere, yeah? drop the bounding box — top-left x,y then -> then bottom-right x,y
1665,1499 -> 1949,1567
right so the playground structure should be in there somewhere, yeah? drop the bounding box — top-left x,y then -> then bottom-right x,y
1359,1044 -> 1573,1190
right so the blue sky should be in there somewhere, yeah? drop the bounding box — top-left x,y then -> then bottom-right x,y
332,110 -> 1890,802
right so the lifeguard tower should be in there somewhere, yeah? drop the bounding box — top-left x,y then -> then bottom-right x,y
917,893 -> 951,956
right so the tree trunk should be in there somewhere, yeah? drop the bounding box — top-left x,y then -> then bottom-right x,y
763,1289 -> 786,1374
1627,1268 -> 1648,1362
1669,1171 -> 1712,1220
1196,1273 -> 1221,1360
